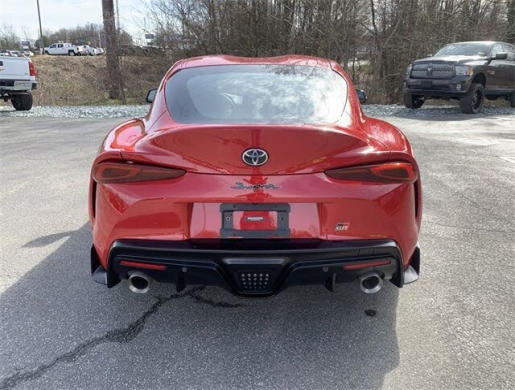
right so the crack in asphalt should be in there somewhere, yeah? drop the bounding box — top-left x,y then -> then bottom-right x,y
0,286 -> 242,389
189,287 -> 243,308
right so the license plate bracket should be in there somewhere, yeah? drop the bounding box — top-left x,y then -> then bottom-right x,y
220,203 -> 291,239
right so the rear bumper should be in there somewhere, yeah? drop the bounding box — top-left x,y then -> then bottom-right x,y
0,79 -> 37,93
91,239 -> 420,297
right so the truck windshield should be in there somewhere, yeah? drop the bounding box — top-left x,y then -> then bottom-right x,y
435,43 -> 492,57
165,65 -> 347,124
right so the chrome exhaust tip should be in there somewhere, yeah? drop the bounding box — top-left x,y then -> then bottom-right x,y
128,271 -> 151,294
359,272 -> 383,294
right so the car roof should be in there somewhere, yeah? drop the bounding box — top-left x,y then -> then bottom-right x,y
177,55 -> 334,69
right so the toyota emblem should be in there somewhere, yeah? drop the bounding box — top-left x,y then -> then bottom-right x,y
242,148 -> 268,166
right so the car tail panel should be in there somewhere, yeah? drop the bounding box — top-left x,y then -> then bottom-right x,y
92,171 -> 418,269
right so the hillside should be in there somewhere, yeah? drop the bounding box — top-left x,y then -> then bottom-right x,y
29,55 -> 170,106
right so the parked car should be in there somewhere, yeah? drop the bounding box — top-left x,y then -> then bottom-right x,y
89,55 -> 422,298
83,45 -> 100,56
8,50 -> 26,57
75,45 -> 89,56
404,41 -> 515,113
0,55 -> 37,110
44,42 -> 84,56
0,49 -> 12,56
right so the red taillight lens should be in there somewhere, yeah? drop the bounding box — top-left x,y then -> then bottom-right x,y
93,162 -> 185,184
119,260 -> 166,271
325,162 -> 418,183
343,259 -> 392,271
28,60 -> 35,76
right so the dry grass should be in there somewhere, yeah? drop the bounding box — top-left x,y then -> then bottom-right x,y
31,55 -> 170,106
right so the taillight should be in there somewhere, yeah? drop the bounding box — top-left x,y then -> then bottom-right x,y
93,162 -> 185,184
325,162 -> 418,183
28,60 -> 35,76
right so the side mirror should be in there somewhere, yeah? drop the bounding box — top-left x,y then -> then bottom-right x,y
356,89 -> 367,104
145,88 -> 157,103
492,52 -> 508,60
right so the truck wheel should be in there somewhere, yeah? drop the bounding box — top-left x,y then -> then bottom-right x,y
403,93 -> 424,109
68,51 -> 75,56
44,50 -> 49,55
11,94 -> 33,111
459,83 -> 484,114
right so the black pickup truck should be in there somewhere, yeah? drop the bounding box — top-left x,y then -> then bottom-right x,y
403,41 -> 515,114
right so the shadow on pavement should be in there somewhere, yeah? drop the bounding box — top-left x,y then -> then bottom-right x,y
0,224 -> 399,389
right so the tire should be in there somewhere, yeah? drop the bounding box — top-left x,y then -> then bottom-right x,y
11,94 -> 33,111
510,93 -> 515,108
68,50 -> 75,56
403,93 -> 424,109
459,83 -> 484,114
44,50 -> 49,55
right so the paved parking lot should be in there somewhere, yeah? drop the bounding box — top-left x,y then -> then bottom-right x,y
1,110 -> 514,389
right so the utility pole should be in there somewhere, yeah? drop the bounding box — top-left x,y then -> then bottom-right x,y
115,0 -> 120,36
36,0 -> 44,53
102,0 -> 122,100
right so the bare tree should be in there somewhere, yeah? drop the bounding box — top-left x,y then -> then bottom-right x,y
0,22 -> 20,49
144,0 -> 511,103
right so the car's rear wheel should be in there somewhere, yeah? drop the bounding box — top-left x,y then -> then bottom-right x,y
68,50 -> 75,56
403,93 -> 424,109
11,93 -> 33,111
459,83 -> 484,114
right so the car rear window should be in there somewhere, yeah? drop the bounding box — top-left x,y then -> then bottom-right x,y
165,65 -> 347,124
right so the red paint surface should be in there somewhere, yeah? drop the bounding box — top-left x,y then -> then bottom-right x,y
90,55 -> 422,270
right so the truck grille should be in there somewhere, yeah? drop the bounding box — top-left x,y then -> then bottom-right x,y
411,63 -> 454,79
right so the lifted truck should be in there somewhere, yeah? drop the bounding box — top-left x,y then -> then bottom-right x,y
0,55 -> 37,111
404,41 -> 515,114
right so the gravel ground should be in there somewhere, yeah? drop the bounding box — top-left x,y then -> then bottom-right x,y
0,103 -> 513,118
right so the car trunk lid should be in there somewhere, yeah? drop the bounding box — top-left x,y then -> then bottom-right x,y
128,123 -> 387,174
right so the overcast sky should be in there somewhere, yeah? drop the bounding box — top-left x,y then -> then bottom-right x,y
1,0 -> 148,42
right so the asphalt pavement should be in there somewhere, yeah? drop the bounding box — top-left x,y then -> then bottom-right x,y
1,110 -> 514,389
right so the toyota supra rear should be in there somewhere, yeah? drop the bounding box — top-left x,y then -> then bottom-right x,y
89,55 -> 422,297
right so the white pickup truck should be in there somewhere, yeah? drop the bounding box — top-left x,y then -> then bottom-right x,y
0,55 -> 37,111
44,42 -> 86,56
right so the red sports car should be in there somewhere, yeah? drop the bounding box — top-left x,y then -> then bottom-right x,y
89,55 -> 421,297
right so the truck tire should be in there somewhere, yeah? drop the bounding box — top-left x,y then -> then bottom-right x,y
459,83 -> 484,114
403,93 -> 424,109
68,50 -> 75,56
11,94 -> 33,111
44,50 -> 49,55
